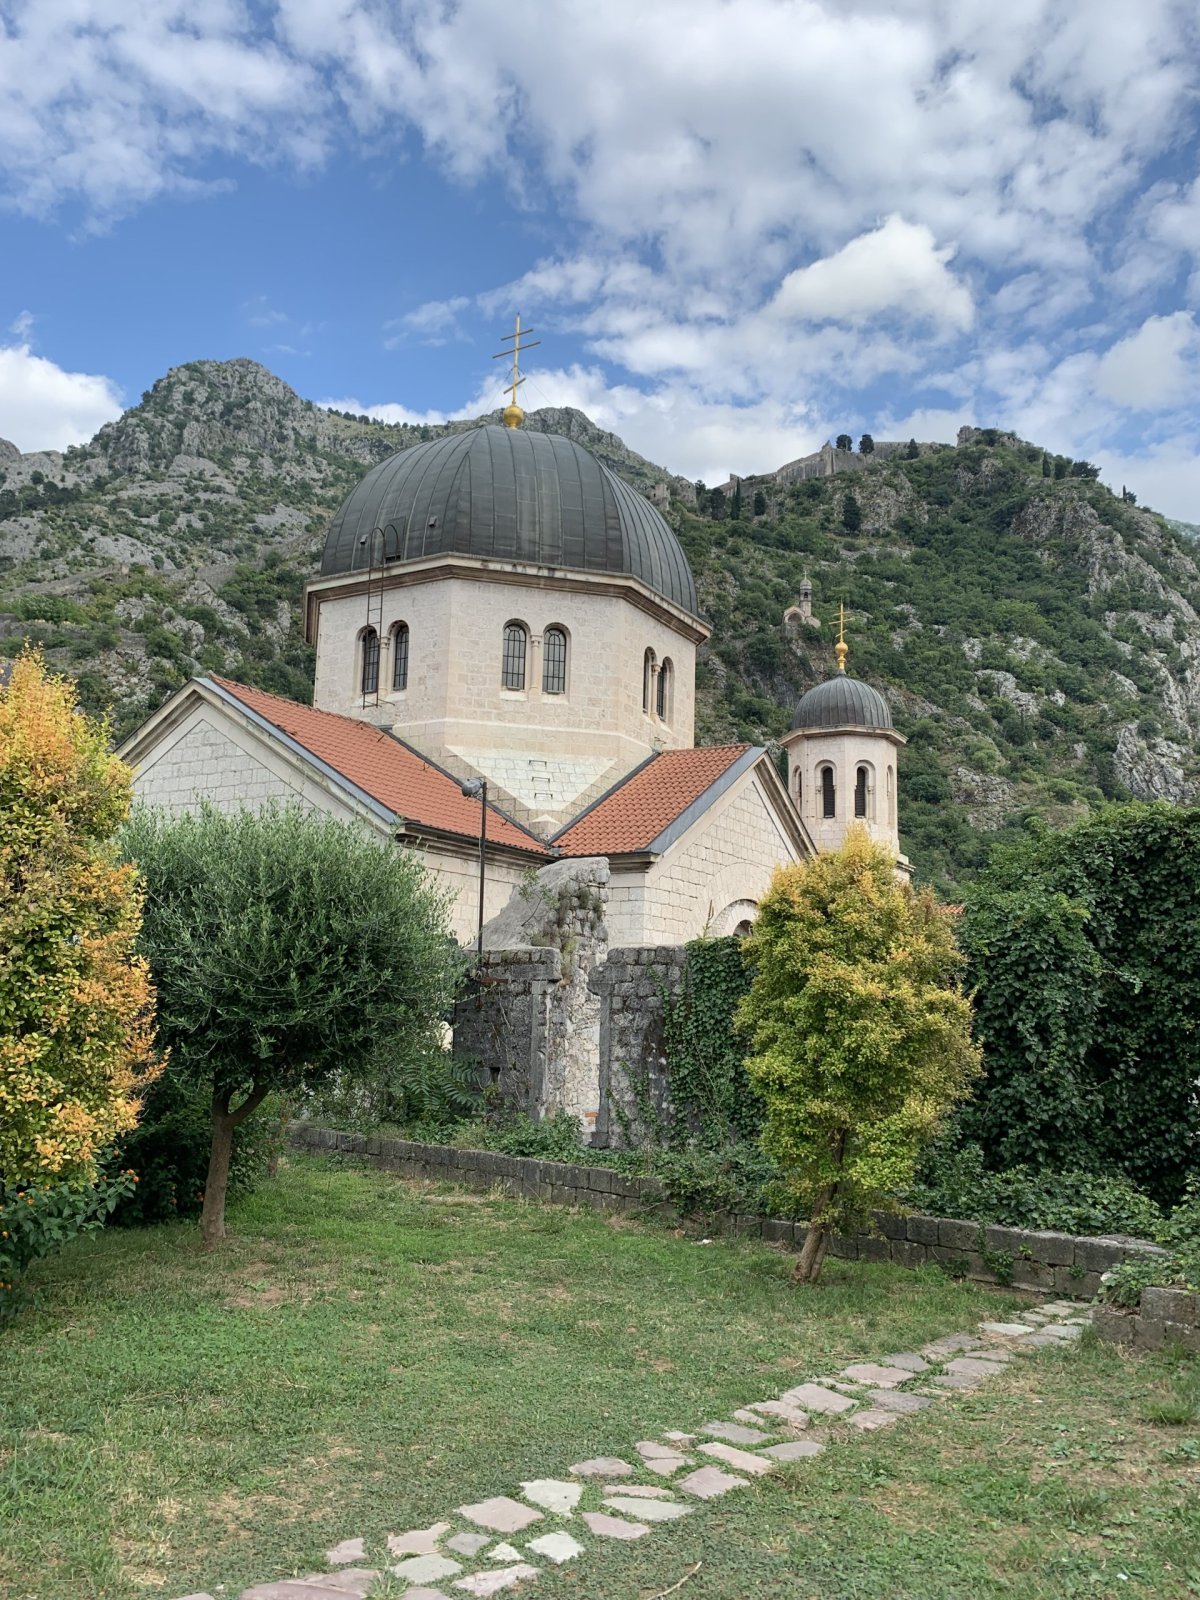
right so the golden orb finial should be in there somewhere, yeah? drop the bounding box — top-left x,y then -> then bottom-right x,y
492,312 -> 540,430
835,601 -> 848,674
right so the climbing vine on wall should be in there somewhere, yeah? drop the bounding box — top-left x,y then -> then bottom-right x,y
661,936 -> 760,1148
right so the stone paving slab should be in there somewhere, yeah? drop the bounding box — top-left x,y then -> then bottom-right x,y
527,1532 -> 584,1565
697,1441 -> 775,1476
458,1497 -> 543,1533
453,1566 -> 540,1595
395,1590 -> 452,1600
324,1539 -> 365,1567
841,1363 -> 915,1388
848,1409 -> 900,1431
486,1544 -> 523,1562
390,1555 -> 463,1585
636,1440 -> 684,1459
582,1511 -> 649,1540
677,1465 -> 748,1499
745,1399 -> 810,1428
1040,1322 -> 1083,1340
762,1439 -> 825,1461
978,1322 -> 1035,1337
866,1389 -> 932,1413
945,1356 -> 1010,1379
604,1495 -> 692,1522
662,1431 -> 696,1444
700,1420 -> 774,1444
388,1524 -> 453,1557
607,1483 -> 674,1498
781,1383 -> 856,1414
241,1573 -> 380,1599
885,1353 -> 930,1372
922,1333 -> 983,1356
519,1479 -> 581,1516
446,1533 -> 491,1558
928,1373 -> 982,1390
570,1456 -> 634,1478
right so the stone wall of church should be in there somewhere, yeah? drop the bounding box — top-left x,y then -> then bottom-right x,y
606,768 -> 798,945
310,569 -> 697,787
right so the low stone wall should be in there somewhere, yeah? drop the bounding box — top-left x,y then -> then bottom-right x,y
589,945 -> 687,1147
291,1124 -> 1161,1301
1093,1287 -> 1200,1353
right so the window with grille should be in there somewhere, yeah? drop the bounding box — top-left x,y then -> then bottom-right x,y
502,622 -> 527,690
361,627 -> 380,695
657,657 -> 672,720
542,626 -> 567,694
855,766 -> 868,818
643,648 -> 656,712
392,622 -> 409,690
821,765 -> 836,819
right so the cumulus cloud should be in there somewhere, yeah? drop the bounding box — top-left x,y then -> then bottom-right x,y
1094,312 -> 1200,409
0,341 -> 123,451
772,217 -> 973,330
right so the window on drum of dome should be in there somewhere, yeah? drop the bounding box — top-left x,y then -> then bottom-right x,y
391,622 -> 409,691
855,765 -> 869,819
657,657 -> 673,721
543,626 -> 567,694
820,764 -> 836,819
502,622 -> 528,690
643,648 -> 656,713
796,769 -> 803,808
887,765 -> 895,826
360,627 -> 380,696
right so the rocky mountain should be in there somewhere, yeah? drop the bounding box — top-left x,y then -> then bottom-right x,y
2,358 -> 1198,892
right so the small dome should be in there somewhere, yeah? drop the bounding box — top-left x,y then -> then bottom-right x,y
320,425 -> 699,617
792,676 -> 893,731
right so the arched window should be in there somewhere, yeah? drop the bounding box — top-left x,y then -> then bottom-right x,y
855,765 -> 869,819
360,626 -> 380,696
643,648 -> 656,713
820,764 -> 836,819
543,626 -> 567,694
887,765 -> 895,826
391,622 -> 409,691
501,621 -> 528,690
657,657 -> 673,720
795,769 -> 803,808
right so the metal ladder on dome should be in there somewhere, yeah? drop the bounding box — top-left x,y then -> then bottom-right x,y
361,526 -> 385,710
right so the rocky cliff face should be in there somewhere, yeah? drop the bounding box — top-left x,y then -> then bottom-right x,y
1,358 -> 1197,889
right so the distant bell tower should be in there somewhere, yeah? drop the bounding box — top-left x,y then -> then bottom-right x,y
784,573 -> 817,631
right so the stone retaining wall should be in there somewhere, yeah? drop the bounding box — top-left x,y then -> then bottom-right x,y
291,1124 -> 1161,1301
1093,1287 -> 1200,1352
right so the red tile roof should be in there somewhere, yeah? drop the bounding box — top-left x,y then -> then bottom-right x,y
208,678 -> 547,855
554,744 -> 753,856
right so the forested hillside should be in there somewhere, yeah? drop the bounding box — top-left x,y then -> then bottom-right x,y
3,358 -> 1198,892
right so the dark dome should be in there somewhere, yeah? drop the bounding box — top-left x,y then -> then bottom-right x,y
792,675 -> 893,731
320,425 -> 699,617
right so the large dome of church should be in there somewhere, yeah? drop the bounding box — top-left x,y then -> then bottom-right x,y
320,424 -> 699,617
792,676 -> 893,731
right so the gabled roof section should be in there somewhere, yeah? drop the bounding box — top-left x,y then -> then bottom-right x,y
553,744 -> 756,857
206,678 -> 547,855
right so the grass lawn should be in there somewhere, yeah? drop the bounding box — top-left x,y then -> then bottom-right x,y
0,1153 -> 1195,1600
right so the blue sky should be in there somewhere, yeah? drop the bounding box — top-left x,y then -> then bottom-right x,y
1,0 -> 1200,517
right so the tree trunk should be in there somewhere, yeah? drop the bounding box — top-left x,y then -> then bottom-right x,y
793,1180 -> 838,1285
200,1081 -> 270,1248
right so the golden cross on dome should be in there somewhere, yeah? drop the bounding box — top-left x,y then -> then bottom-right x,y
836,602 -> 848,674
492,312 -> 541,428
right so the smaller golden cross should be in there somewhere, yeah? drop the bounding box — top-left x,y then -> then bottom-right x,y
491,312 -> 542,428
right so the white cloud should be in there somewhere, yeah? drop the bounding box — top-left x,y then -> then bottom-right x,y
772,217 -> 973,331
1096,437 -> 1200,523
0,341 -> 123,451
1094,312 -> 1200,409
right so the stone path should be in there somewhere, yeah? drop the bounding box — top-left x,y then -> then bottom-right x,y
174,1300 -> 1093,1600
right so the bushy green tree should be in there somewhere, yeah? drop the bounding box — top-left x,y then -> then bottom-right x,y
960,804 -> 1200,1203
859,433 -> 875,454
739,830 -> 980,1282
123,805 -> 465,1244
835,434 -> 852,451
842,492 -> 863,533
752,489 -> 767,517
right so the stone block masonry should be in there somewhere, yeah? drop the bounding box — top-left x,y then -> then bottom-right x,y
1092,1286 -> 1200,1353
289,1124 -> 1160,1301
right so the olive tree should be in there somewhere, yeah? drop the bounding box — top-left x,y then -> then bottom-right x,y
123,805 -> 465,1245
738,830 -> 980,1283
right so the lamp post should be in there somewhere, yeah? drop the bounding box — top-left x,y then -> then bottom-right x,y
460,777 -> 488,973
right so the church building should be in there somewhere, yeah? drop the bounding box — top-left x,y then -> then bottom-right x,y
120,392 -> 904,943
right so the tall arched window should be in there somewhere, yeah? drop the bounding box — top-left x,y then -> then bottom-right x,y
855,765 -> 869,819
795,769 -> 803,808
887,766 -> 895,827
543,626 -> 567,694
657,657 -> 673,721
391,621 -> 409,691
360,626 -> 380,696
501,621 -> 528,690
643,648 -> 656,713
820,764 -> 836,819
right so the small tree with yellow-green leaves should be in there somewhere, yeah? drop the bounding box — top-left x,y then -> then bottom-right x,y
0,652 -> 159,1306
738,829 -> 979,1284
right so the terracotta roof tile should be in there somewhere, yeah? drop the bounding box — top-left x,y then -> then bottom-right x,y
208,678 -> 547,855
554,744 -> 753,856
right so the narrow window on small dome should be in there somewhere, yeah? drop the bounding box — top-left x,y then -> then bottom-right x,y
657,657 -> 673,721
795,769 -> 803,807
391,622 -> 409,691
821,764 -> 836,819
360,626 -> 380,696
543,626 -> 567,694
643,648 -> 656,713
855,765 -> 869,819
502,622 -> 528,690
887,765 -> 895,826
